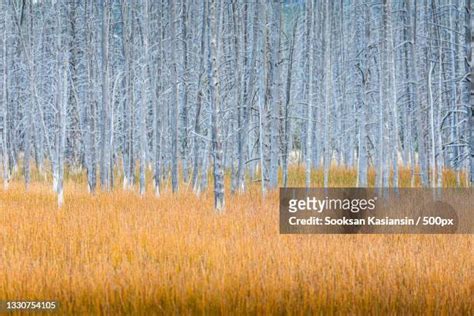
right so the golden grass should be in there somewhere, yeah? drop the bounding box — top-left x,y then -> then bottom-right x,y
0,166 -> 472,315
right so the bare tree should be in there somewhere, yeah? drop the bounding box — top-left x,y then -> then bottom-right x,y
209,0 -> 224,211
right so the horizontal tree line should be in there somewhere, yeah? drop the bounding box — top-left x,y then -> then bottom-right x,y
0,0 -> 472,209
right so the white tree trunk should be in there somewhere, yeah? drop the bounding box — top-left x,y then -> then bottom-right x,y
2,4 -> 9,190
209,0 -> 225,211
305,0 -> 313,188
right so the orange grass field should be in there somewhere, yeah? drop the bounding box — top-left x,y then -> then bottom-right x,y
0,166 -> 472,314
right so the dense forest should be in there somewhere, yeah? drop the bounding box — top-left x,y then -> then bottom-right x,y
0,0 -> 472,209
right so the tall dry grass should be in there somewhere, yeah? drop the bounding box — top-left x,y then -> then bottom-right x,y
0,166 -> 472,315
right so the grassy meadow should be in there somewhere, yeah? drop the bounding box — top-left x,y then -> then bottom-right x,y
0,166 -> 472,314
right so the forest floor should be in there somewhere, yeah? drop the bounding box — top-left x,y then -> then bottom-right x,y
0,166 -> 472,314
